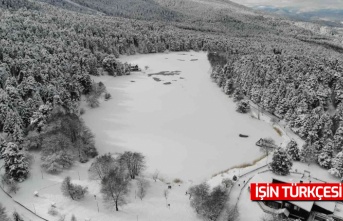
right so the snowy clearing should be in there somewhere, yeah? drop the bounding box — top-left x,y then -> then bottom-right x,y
82,51 -> 283,182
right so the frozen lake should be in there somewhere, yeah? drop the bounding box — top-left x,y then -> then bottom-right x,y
83,51 -> 282,182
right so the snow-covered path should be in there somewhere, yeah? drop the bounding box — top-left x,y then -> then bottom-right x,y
0,185 -> 48,221
83,51 -> 283,182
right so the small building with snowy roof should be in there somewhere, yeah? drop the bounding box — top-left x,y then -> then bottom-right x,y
249,172 -> 343,221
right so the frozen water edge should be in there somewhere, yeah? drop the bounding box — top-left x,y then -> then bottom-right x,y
83,51 -> 283,182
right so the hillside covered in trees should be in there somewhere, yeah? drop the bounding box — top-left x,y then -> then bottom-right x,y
0,0 -> 265,188
1,0 -> 343,219
1,0 -> 343,187
210,46 -> 343,178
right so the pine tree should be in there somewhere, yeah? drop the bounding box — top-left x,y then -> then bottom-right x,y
270,148 -> 293,175
3,142 -> 29,182
286,140 -> 300,161
223,79 -> 234,95
233,89 -> 244,102
3,110 -> 23,135
300,143 -> 317,165
41,151 -> 73,174
236,100 -> 250,113
318,140 -> 334,169
334,126 -> 343,152
0,138 -> 7,159
9,124 -> 24,144
330,151 -> 343,177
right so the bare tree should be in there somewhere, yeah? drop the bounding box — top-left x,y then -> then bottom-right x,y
0,203 -> 11,221
7,181 -> 19,194
259,138 -> 276,162
119,151 -> 145,179
13,211 -> 24,221
137,178 -> 150,200
1,174 -> 19,194
101,168 -> 130,211
189,183 -> 228,221
89,153 -> 116,180
152,170 -> 159,182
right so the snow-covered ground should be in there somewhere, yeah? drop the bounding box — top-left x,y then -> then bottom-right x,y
0,153 -> 200,221
1,51 -> 325,221
83,51 -> 283,182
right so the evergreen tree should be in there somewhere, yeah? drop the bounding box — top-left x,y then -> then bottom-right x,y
9,124 -> 24,143
286,140 -> 300,161
3,110 -> 23,135
0,138 -> 7,159
223,79 -> 234,95
233,89 -> 244,102
330,151 -> 343,177
300,144 -> 317,165
270,148 -> 292,176
318,140 -> 334,169
334,126 -> 343,152
3,142 -> 29,182
236,100 -> 250,113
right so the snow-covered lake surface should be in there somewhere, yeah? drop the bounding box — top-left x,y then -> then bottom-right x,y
83,51 -> 282,182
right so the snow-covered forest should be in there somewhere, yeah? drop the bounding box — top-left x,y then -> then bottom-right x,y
209,45 -> 343,177
1,0 -> 343,220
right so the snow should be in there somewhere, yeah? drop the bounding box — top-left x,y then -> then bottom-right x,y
334,202 -> 343,218
210,155 -> 341,220
83,51 -> 283,182
1,51 -> 335,221
1,51 -> 284,221
0,153 -> 201,221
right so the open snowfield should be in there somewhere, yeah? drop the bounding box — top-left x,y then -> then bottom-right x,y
0,153 -> 201,221
83,51 -> 283,182
0,51 -> 338,221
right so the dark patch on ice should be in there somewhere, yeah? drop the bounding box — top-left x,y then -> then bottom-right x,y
153,77 -> 161,82
178,59 -> 185,61
163,82 -> 171,85
178,53 -> 187,55
190,59 -> 198,61
148,71 -> 181,77
180,77 -> 185,79
131,81 -> 135,82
